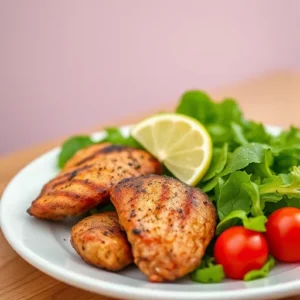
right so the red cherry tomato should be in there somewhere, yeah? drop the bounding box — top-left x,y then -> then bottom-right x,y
214,226 -> 269,279
266,207 -> 300,262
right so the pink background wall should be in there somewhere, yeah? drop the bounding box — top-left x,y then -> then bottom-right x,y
1,0 -> 300,155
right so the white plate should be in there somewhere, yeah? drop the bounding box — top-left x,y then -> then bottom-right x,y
1,125 -> 300,300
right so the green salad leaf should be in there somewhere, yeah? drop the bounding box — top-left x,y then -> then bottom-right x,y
287,197 -> 300,208
176,91 -> 247,148
271,126 -> 300,150
246,148 -> 274,178
217,98 -> 243,125
102,128 -> 142,148
216,210 -> 246,234
221,144 -> 267,176
58,136 -> 95,169
201,176 -> 220,193
202,144 -> 228,182
274,148 -> 300,174
244,121 -> 271,144
216,210 -> 267,235
260,166 -> 300,201
217,171 -> 255,220
191,256 -> 225,283
176,91 -> 219,124
265,196 -> 300,215
244,256 -> 275,281
271,126 -> 300,174
243,215 -> 268,232
231,122 -> 249,146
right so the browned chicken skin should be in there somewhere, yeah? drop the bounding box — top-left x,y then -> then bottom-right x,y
28,144 -> 162,220
71,212 -> 133,271
110,174 -> 217,282
63,143 -> 111,171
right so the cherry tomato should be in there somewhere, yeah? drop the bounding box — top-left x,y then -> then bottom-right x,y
214,226 -> 269,279
266,207 -> 300,262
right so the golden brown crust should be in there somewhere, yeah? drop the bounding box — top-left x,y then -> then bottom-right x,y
110,174 -> 217,282
63,143 -> 111,171
71,212 -> 133,271
28,144 -> 162,220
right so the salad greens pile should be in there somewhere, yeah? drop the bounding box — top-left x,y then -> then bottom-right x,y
58,90 -> 300,283
176,91 -> 299,283
176,91 -> 300,235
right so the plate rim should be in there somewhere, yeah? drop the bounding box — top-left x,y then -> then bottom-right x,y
1,124 -> 300,300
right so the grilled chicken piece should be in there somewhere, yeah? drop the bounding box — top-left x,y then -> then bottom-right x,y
110,174 -> 217,282
63,143 -> 111,171
71,212 -> 133,271
28,144 -> 162,220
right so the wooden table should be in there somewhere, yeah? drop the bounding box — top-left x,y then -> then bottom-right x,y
1,71 -> 300,300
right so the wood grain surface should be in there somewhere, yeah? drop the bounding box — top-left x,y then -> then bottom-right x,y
0,71 -> 300,300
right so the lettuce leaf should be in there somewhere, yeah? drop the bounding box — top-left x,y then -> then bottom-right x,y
217,171 -> 261,220
191,255 -> 225,283
58,136 -> 95,169
202,144 -> 228,182
244,256 -> 275,281
216,210 -> 267,235
259,166 -> 300,200
176,91 -> 219,124
221,144 -> 268,176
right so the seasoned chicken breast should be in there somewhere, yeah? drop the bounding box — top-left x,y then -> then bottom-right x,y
71,212 -> 133,271
63,143 -> 111,171
110,174 -> 217,282
28,144 -> 162,220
